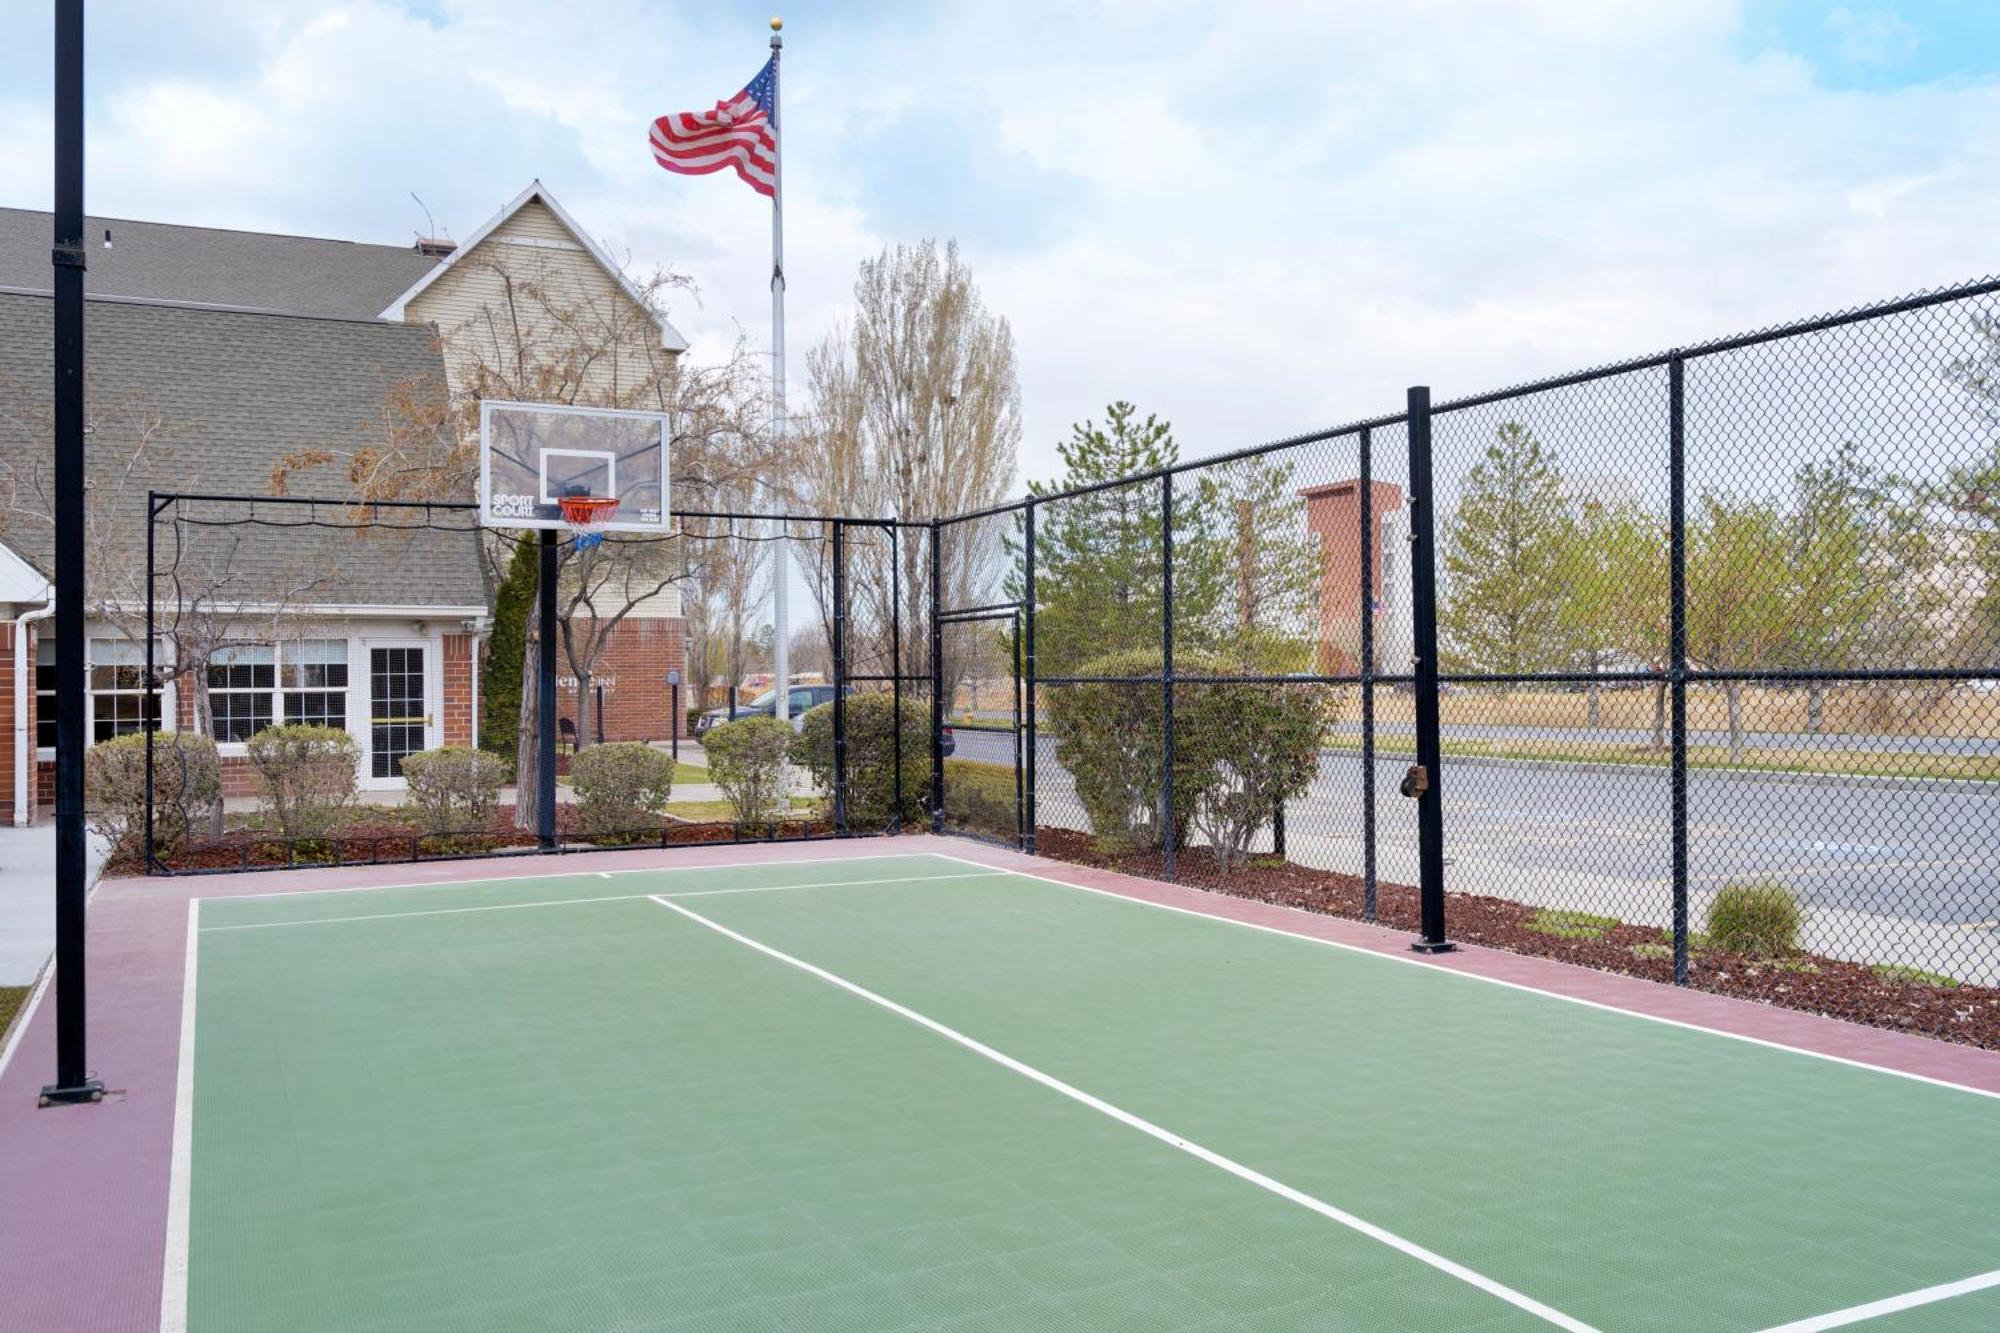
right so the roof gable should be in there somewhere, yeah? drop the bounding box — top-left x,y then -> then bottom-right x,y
0,531 -> 49,604
380,181 -> 688,352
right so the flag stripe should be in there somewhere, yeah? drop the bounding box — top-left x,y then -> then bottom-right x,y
651,59 -> 778,199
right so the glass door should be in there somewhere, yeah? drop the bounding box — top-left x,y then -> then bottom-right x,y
368,644 -> 430,780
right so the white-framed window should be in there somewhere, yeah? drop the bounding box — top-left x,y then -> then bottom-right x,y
89,638 -> 160,742
208,639 -> 352,743
282,639 -> 349,728
209,645 -> 276,742
35,635 -> 57,752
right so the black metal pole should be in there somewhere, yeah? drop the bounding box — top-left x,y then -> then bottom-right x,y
1022,501 -> 1038,855
537,529 -> 558,851
1160,472 -> 1176,883
144,493 -> 158,874
929,521 -> 945,832
1359,426 -> 1378,922
43,0 -> 101,1106
1011,611 -> 1025,848
831,521 -> 849,835
1669,358 -> 1690,985
670,680 -> 679,762
1406,387 -> 1453,954
890,524 -> 903,828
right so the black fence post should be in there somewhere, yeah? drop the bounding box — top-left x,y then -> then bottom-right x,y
1022,500 -> 1038,855
1160,472 -> 1176,883
144,492 -> 158,874
831,520 -> 849,836
890,524 -> 903,827
537,529 -> 558,851
1358,426 -> 1377,922
930,521 -> 945,832
1406,387 -> 1454,954
1669,357 -> 1691,985
669,679 -> 679,762
42,0 -> 101,1106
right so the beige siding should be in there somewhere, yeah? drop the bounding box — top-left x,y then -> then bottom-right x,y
406,198 -> 673,408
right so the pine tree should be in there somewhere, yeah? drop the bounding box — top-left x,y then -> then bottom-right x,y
1440,422 -> 1575,675
480,535 -> 539,767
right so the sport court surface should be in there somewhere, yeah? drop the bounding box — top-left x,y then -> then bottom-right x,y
159,850 -> 2000,1332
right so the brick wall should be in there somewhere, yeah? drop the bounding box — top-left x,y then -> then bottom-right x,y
442,633 -> 475,748
1299,480 -> 1404,674
0,622 -> 25,825
549,616 -> 686,746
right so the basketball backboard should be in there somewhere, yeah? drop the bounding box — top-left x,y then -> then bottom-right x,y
478,400 -> 671,533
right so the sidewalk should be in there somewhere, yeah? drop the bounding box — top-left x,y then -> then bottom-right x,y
0,823 -> 108,987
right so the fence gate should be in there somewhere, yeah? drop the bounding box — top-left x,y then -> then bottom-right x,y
935,602 -> 1027,848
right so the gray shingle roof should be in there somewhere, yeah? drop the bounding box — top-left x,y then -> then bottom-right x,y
0,208 -> 440,318
0,291 -> 485,610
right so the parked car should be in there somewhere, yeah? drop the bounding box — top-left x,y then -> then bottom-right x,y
693,686 -> 957,755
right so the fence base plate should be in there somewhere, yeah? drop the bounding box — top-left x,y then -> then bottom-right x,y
1409,939 -> 1457,955
38,1080 -> 105,1108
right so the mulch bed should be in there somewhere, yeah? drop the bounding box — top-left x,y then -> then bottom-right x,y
121,805 -> 836,875
1032,827 -> 2000,1052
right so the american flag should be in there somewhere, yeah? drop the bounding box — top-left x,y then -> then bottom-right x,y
650,59 -> 778,198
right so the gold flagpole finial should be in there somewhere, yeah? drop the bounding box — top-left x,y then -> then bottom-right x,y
770,17 -> 783,31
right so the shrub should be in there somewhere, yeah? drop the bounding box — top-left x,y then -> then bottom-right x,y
944,759 -> 1019,841
704,717 -> 794,825
1705,879 -> 1802,958
401,746 -> 510,834
86,731 -> 221,860
791,693 -> 934,830
245,725 -> 360,842
1042,648 -> 1335,869
570,742 -> 676,838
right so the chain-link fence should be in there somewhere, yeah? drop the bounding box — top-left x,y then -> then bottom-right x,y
934,276 -> 2000,1003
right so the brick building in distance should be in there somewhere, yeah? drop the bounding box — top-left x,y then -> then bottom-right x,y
1298,479 -> 1416,676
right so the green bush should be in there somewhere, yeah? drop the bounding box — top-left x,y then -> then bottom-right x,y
1705,879 -> 1802,958
400,746 -> 510,834
86,731 -> 221,860
791,693 -> 934,830
944,759 -> 1019,842
1042,648 -> 1334,869
570,742 -> 676,838
704,717 -> 794,825
245,725 -> 360,842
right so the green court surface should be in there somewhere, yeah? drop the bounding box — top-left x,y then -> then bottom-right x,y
174,853 -> 2000,1332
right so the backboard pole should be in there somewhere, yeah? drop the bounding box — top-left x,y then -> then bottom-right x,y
537,530 -> 558,851
42,0 -> 103,1108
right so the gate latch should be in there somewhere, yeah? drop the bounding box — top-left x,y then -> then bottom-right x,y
1399,764 -> 1430,799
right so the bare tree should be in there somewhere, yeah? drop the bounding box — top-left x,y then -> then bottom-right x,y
793,240 -> 1020,692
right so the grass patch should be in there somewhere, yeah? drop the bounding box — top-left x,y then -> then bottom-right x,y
1525,908 -> 1621,940
0,985 -> 27,1045
1629,942 -> 1674,962
1871,963 -> 1960,988
1322,733 -> 2000,783
665,796 -> 818,823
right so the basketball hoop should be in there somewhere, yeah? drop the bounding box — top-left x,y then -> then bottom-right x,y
559,494 -> 620,550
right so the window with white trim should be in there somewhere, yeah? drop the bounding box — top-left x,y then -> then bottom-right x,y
282,639 -> 349,728
89,638 -> 160,742
209,645 -> 276,742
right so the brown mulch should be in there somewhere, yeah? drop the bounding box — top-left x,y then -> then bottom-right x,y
1032,827 -> 2000,1052
122,806 -> 835,874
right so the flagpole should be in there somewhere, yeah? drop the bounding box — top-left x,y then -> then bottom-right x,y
768,17 -> 790,721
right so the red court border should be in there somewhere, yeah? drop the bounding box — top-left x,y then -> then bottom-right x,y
3,836 -> 1996,1331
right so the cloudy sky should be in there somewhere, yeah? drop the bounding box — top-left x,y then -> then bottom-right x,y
2,1 -> 1996,488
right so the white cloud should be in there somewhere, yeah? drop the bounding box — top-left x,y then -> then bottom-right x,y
1,0 -> 1996,489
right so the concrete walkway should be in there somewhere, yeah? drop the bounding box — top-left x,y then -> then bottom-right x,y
0,824 -> 109,987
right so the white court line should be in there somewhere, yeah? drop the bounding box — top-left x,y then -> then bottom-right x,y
1755,1268 -> 2000,1332
160,897 -> 199,1333
198,871 -> 1012,932
930,852 -> 2000,1105
204,851 -> 937,904
649,893 -> 1599,1333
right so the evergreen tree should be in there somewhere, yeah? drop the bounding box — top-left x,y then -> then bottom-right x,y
480,535 -> 538,768
1440,422 -> 1574,674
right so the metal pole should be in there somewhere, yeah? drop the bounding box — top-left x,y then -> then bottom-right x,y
537,530 -> 558,851
670,681 -> 679,762
1406,387 -> 1453,954
144,494 -> 158,874
44,0 -> 100,1105
831,520 -> 848,835
768,22 -> 789,725
1022,501 -> 1038,855
929,522 -> 945,832
891,524 -> 903,827
1669,358 -> 1690,985
1011,611 -> 1024,848
1359,426 -> 1378,921
1160,472 -> 1176,882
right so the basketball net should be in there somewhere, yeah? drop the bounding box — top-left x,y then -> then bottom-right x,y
559,495 -> 620,551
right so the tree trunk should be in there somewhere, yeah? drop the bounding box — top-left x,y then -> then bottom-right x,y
190,672 -> 225,838
1651,678 -> 1667,751
575,668 -> 594,751
513,595 -> 543,832
1586,683 -> 1602,730
1806,684 -> 1824,734
1725,680 -> 1745,762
